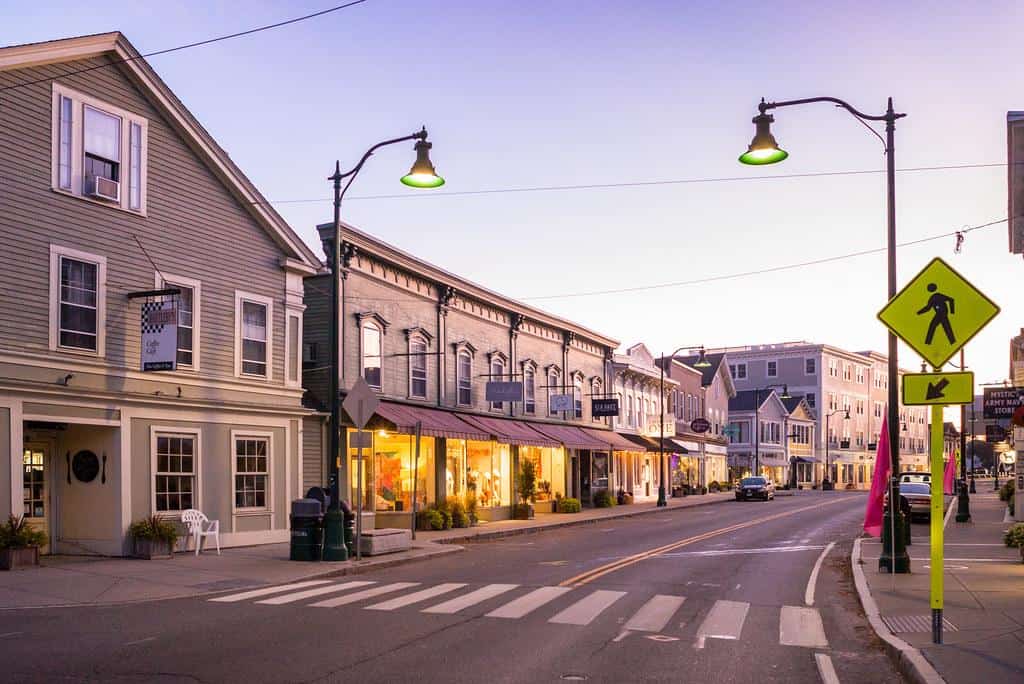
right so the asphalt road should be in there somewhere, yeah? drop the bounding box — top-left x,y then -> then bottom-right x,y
0,491 -> 904,684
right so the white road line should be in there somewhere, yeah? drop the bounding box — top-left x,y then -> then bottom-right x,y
422,584 -> 518,614
486,586 -> 572,619
124,637 -> 156,646
660,545 -> 825,558
310,582 -> 419,608
780,606 -> 829,648
548,590 -> 626,625
694,600 -> 749,649
0,632 -> 24,638
256,581 -> 374,605
209,580 -> 332,603
365,583 -> 467,611
623,595 -> 686,633
805,541 -> 836,606
815,653 -> 841,684
943,497 -> 956,529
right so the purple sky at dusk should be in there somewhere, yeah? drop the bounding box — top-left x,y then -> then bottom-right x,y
5,1 -> 1023,426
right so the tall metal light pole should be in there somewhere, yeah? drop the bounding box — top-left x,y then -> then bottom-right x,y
823,408 -> 850,490
658,346 -> 710,506
739,94 -> 910,573
956,350 -> 971,522
324,129 -> 444,561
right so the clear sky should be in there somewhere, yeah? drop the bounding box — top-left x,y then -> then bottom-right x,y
5,1 -> 1023,422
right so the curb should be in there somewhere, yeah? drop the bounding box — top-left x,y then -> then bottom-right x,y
850,537 -> 946,684
431,493 -> 737,544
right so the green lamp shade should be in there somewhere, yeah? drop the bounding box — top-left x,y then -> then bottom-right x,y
692,349 -> 712,368
400,139 -> 445,188
739,112 -> 788,165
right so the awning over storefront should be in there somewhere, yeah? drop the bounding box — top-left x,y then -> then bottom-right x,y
704,443 -> 729,456
621,433 -> 689,453
673,439 -> 700,452
580,427 -> 645,451
456,414 -> 562,448
794,456 -> 815,463
529,423 -> 611,450
371,402 -> 490,441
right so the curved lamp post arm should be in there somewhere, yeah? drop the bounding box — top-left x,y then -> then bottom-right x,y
758,96 -> 905,124
330,128 -> 429,205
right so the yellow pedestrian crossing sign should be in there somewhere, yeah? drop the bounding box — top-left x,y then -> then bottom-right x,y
878,258 -> 999,368
902,371 -> 974,406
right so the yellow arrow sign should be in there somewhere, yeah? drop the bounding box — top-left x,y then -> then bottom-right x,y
877,258 -> 999,368
902,371 -> 974,406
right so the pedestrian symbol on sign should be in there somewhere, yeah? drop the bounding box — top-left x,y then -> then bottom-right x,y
917,283 -> 955,345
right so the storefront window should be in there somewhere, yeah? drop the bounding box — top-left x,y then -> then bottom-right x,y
520,446 -> 566,501
592,451 -> 609,490
467,440 -> 510,507
348,429 -> 435,513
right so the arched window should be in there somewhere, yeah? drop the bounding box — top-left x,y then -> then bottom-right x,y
490,356 -> 506,411
591,378 -> 603,422
547,368 -> 561,416
457,350 -> 472,406
523,367 -> 536,414
361,321 -> 382,389
409,334 -> 427,399
573,374 -> 584,419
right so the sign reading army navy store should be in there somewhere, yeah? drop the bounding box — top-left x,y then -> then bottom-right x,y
140,300 -> 178,371
877,257 -> 1000,369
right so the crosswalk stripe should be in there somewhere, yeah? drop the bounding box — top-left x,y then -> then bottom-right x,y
623,594 -> 686,633
208,580 -> 332,603
694,600 -> 749,649
255,581 -> 375,605
548,590 -> 626,626
486,586 -> 573,619
422,584 -> 519,614
365,583 -> 468,611
779,606 -> 828,648
310,582 -> 419,608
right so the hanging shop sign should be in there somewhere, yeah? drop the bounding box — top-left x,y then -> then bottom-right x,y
485,381 -> 524,403
591,398 -> 620,417
983,386 -> 1024,419
549,394 -> 574,412
690,417 -> 711,433
140,300 -> 178,372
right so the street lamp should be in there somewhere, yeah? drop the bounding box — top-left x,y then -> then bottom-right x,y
822,408 -> 850,490
739,95 -> 909,574
324,128 -> 444,561
752,384 -> 791,481
658,346 -> 710,507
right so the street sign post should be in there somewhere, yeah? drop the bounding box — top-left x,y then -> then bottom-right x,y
902,371 -> 974,406
341,377 -> 380,561
877,257 -> 1000,369
930,405 -> 945,644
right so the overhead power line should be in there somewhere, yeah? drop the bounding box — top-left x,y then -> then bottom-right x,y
260,162 -> 1009,204
519,218 -> 1010,301
0,0 -> 369,92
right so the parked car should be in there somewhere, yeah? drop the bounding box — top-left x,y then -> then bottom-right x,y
899,472 -> 930,484
970,468 -> 990,477
735,477 -> 775,501
885,481 -> 932,520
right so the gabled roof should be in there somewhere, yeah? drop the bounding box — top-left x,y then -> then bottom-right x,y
0,32 -> 320,269
676,352 -> 727,388
782,395 -> 814,419
729,389 -> 786,414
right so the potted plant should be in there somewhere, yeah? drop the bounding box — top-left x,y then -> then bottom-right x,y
128,515 -> 178,559
514,458 -> 537,519
0,515 -> 47,570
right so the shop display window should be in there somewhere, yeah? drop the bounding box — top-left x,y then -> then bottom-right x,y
348,429 -> 435,513
520,446 -> 566,501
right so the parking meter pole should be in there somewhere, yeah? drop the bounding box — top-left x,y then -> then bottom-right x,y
356,442 -> 363,561
930,405 -> 945,644
411,422 -> 421,541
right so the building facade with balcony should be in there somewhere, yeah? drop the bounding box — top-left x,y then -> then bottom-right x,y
713,342 -> 928,489
303,223 -> 635,524
0,33 -> 322,554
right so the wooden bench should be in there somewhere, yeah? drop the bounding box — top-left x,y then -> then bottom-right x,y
359,528 -> 412,556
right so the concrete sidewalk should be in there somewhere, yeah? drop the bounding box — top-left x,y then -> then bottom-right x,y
855,487 -> 1024,684
0,489 -> 741,609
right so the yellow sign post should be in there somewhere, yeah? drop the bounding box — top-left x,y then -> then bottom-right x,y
877,257 -> 1000,368
902,371 -> 975,406
930,405 -> 944,644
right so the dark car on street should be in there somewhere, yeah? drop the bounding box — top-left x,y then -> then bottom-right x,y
885,481 -> 932,520
736,476 -> 775,501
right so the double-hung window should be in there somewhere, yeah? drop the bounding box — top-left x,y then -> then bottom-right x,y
234,436 -> 269,509
361,322 -> 383,389
52,83 -> 148,213
523,367 -> 536,414
409,336 -> 427,399
157,274 -> 201,370
49,245 -> 106,355
154,432 -> 197,513
767,360 -> 777,377
236,292 -> 272,379
547,370 -> 561,416
573,375 -> 583,419
457,351 -> 472,405
490,358 -> 506,411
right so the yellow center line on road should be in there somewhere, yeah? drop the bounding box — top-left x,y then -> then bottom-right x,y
558,496 -> 857,588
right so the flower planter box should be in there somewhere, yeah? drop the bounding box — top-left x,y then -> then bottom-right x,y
0,546 -> 40,571
132,538 -> 174,560
532,501 -> 554,514
513,504 -> 535,520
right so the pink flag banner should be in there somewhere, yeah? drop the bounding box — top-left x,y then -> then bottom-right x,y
943,448 -> 957,495
863,417 -> 891,537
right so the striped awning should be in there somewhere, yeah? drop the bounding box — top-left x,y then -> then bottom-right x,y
456,414 -> 562,448
370,402 -> 490,441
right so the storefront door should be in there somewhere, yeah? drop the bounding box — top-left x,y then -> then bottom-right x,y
580,451 -> 592,505
22,443 -> 51,554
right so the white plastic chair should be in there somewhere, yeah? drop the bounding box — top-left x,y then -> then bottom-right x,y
181,509 -> 220,556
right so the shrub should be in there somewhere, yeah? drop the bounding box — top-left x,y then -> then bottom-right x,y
592,489 -> 615,508
465,494 -> 479,526
557,497 -> 581,513
128,515 -> 178,545
1004,523 -> 1024,548
999,480 -> 1016,502
513,503 -> 533,519
0,515 -> 48,550
709,481 -> 720,492
517,458 -> 538,504
448,497 -> 470,528
433,499 -> 454,529
416,509 -> 445,531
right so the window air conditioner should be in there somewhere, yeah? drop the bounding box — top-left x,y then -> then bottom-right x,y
86,175 -> 120,203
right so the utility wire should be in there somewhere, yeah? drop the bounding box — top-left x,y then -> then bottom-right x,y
520,218 -> 1010,301
259,162 -> 1010,204
0,0 -> 369,92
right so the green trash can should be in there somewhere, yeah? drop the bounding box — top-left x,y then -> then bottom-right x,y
290,498 -> 323,561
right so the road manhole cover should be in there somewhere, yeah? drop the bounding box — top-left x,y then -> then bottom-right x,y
880,615 -> 957,633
